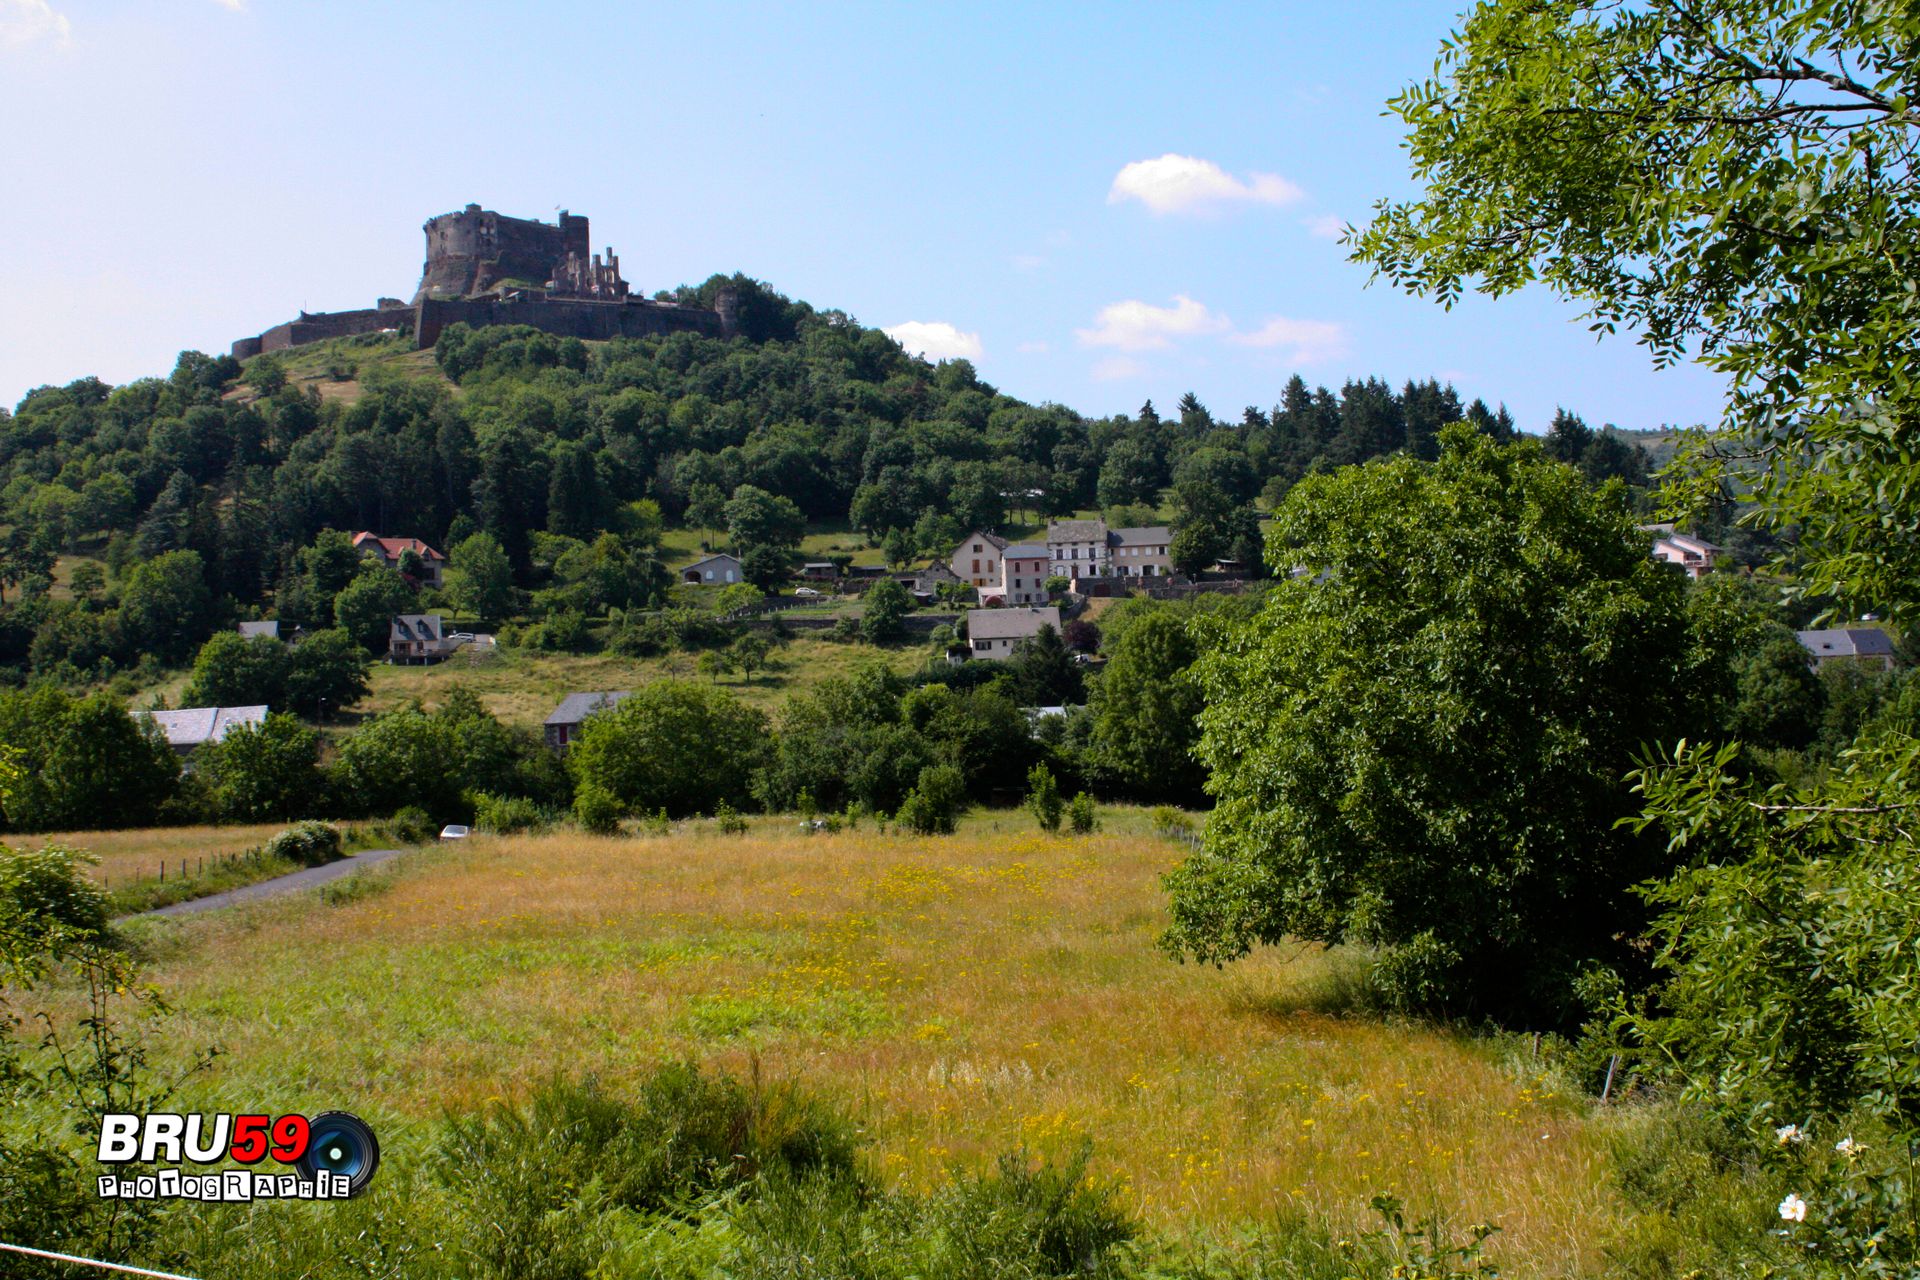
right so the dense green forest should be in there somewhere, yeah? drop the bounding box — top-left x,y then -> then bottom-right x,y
0,275 -> 1665,689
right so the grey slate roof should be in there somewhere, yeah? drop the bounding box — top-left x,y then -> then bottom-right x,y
237,620 -> 280,640
1047,519 -> 1107,544
1001,543 -> 1048,558
391,613 -> 444,642
544,691 -> 633,727
962,529 -> 1009,550
1796,628 -> 1897,660
967,606 -> 1062,641
137,705 -> 269,749
1109,526 -> 1171,546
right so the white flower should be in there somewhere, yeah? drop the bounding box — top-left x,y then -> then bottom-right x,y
1775,1123 -> 1804,1145
1836,1137 -> 1860,1157
1779,1193 -> 1809,1223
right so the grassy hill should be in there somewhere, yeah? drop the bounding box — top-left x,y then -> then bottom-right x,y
99,808 -> 1708,1277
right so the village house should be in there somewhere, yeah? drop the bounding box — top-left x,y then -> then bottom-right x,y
544,691 -> 631,750
950,530 -> 1009,590
964,605 -> 1062,660
1046,519 -> 1111,582
680,552 -> 744,585
1646,528 -> 1725,579
1796,627 -> 1898,671
389,613 -> 465,664
353,531 -> 446,588
994,543 -> 1050,605
136,705 -> 269,757
1109,526 -> 1172,577
237,620 -> 281,641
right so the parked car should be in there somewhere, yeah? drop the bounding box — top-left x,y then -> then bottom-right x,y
439,824 -> 470,841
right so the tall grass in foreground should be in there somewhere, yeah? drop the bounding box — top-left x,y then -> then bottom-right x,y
104,812 -> 1727,1276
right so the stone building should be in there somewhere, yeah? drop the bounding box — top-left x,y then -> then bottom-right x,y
233,204 -> 738,358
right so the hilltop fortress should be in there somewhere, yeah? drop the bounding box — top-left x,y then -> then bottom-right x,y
232,204 -> 738,358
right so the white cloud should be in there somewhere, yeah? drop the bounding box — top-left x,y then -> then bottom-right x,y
1076,295 -> 1228,351
0,0 -> 70,47
1229,316 -> 1350,364
1091,357 -> 1148,381
1303,214 -> 1346,240
212,0 -> 247,9
1010,253 -> 1047,272
884,320 -> 983,362
1109,153 -> 1302,215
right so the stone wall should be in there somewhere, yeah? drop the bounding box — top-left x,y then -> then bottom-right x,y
413,296 -> 727,349
239,306 -> 414,357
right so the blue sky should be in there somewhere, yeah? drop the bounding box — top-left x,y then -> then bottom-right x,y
0,1 -> 1728,434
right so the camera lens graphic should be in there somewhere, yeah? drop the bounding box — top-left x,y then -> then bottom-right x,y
297,1111 -> 380,1195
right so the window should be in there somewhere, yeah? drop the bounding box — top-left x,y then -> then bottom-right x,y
725,570 -> 737,582
972,559 -> 979,573
704,569 -> 714,581
972,543 -> 982,552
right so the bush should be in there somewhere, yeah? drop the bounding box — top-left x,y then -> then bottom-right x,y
473,792 -> 546,835
1068,792 -> 1098,834
573,784 -> 624,836
389,805 -> 436,845
0,843 -> 108,943
263,821 -> 342,868
897,763 -> 966,835
1026,763 -> 1064,833
714,799 -> 749,835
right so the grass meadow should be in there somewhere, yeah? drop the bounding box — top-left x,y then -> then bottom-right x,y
107,806 -> 1644,1276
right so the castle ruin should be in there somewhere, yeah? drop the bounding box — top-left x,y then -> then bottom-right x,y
232,204 -> 738,359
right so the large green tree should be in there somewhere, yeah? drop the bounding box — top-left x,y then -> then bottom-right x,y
1089,606 -> 1207,804
1165,427 -> 1724,1022
1351,0 -> 1920,620
568,681 -> 770,817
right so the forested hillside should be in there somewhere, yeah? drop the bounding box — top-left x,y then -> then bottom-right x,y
0,274 -> 1652,688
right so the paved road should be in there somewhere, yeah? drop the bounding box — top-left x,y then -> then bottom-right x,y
141,848 -> 411,919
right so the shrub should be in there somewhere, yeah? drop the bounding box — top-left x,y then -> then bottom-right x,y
389,805 -> 436,845
263,821 -> 342,868
1068,792 -> 1098,834
473,792 -> 546,835
714,799 -> 749,835
897,763 -> 966,836
0,843 -> 108,943
1026,763 -> 1064,833
573,784 -> 624,837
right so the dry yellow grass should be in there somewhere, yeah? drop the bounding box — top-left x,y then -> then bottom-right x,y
32,823 -> 289,888
127,810 -> 1626,1275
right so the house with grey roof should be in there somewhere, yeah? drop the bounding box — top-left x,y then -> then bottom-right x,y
389,614 -> 465,664
544,690 -> 632,750
237,620 -> 281,641
994,543 -> 1050,605
680,552 -> 744,585
965,606 -> 1062,660
1648,530 -> 1725,579
1109,526 -> 1172,578
1046,519 -> 1111,583
135,705 -> 269,756
1796,627 -> 1898,671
